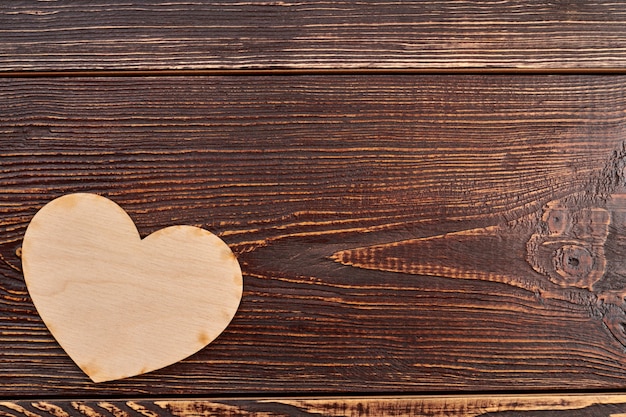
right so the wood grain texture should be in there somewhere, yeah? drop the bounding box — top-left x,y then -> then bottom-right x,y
3,1 -> 626,72
3,75 -> 626,396
4,394 -> 626,416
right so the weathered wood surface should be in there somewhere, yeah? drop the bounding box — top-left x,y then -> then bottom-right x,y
3,75 -> 626,397
4,394 -> 626,416
4,1 -> 626,72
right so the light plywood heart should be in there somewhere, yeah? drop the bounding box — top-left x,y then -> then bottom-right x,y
21,193 -> 243,383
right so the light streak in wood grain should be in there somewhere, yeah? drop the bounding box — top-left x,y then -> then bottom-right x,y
0,403 -> 38,417
31,403 -> 70,417
96,403 -> 129,417
125,402 -> 160,417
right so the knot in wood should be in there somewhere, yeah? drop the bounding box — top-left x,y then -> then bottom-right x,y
553,244 -> 594,283
527,202 -> 609,290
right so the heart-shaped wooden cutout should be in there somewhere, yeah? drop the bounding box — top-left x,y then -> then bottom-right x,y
21,193 -> 243,383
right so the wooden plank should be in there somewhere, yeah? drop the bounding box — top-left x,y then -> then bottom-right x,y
4,394 -> 626,416
3,1 -> 626,72
2,75 -> 626,396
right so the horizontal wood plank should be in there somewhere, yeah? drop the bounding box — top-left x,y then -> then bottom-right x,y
3,1 -> 626,72
5,394 -> 626,416
2,75 -> 626,396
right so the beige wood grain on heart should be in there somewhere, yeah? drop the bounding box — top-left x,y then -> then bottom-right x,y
21,193 -> 243,383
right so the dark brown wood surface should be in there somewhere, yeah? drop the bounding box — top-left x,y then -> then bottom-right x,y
6,1 -> 626,414
5,394 -> 626,417
4,1 -> 626,72
3,76 -> 626,398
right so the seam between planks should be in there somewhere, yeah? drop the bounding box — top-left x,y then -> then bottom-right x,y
4,68 -> 626,78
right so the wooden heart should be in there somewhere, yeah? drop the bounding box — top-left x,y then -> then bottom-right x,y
21,193 -> 243,383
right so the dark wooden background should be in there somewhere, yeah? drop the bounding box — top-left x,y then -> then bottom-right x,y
4,1 -> 626,416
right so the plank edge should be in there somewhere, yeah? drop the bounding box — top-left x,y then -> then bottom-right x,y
4,393 -> 626,416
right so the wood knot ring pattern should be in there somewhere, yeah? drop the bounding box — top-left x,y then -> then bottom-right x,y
526,202 -> 609,290
21,193 -> 243,383
525,193 -> 626,347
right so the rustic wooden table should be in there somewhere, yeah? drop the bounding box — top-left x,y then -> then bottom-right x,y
4,1 -> 626,416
